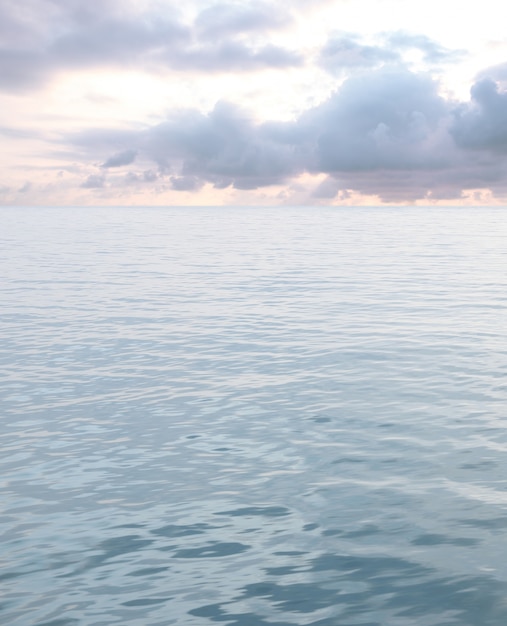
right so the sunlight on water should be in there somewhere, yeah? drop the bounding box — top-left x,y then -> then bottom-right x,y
1,206 -> 507,625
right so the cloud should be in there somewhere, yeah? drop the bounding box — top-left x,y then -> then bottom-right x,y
451,78 -> 507,152
102,149 -> 137,168
0,0 -> 301,92
301,69 -> 450,173
143,169 -> 158,182
50,16 -> 188,68
318,31 -> 464,76
141,101 -> 301,188
81,173 -> 105,188
18,181 -> 32,193
385,32 -> 465,64
311,176 -> 342,199
66,127 -> 140,155
476,62 -> 507,85
194,2 -> 289,39
63,68 -> 507,202
165,41 -> 302,72
0,3 -> 464,96
0,124 -> 41,139
65,69 -> 451,196
319,34 -> 400,74
170,176 -> 203,191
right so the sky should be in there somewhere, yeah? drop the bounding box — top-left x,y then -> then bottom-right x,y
2,0 -> 507,206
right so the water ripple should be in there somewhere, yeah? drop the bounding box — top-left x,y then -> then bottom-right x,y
2,207 -> 507,625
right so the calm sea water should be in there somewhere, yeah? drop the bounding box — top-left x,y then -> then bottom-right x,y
2,206 -> 507,626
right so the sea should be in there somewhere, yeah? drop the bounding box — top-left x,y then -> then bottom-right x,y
2,206 -> 507,626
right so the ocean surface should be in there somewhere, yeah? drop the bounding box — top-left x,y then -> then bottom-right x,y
2,206 -> 507,626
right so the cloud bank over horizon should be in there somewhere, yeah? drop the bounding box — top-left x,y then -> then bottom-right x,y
2,0 -> 507,205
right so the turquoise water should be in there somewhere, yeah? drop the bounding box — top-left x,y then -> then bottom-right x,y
2,206 -> 507,626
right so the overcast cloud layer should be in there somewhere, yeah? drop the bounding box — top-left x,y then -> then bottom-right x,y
2,0 -> 507,205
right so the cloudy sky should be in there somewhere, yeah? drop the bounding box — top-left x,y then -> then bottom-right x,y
2,0 -> 507,206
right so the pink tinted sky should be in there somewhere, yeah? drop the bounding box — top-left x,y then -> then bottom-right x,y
2,0 -> 507,206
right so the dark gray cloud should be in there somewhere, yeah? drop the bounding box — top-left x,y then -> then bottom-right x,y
451,78 -> 507,152
67,68 -> 507,202
305,72 -> 507,199
301,69 -> 450,172
141,101 -> 301,188
0,0 -> 301,92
